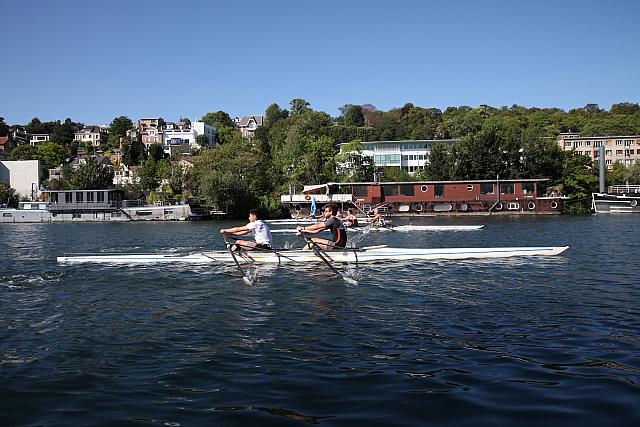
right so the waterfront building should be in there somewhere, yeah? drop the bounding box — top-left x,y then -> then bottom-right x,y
557,132 -> 640,169
74,125 -> 108,147
234,115 -> 263,140
339,139 -> 460,175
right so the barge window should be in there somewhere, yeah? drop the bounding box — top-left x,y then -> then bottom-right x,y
480,183 -> 495,195
97,192 -> 104,202
435,184 -> 445,198
466,185 -> 474,191
500,183 -> 515,194
522,183 -> 535,194
65,193 -> 73,203
383,185 -> 398,196
400,185 -> 415,196
353,186 -> 368,197
76,192 -> 83,202
87,192 -> 94,202
400,185 -> 414,196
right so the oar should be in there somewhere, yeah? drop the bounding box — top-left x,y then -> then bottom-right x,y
223,235 -> 253,285
300,234 -> 358,285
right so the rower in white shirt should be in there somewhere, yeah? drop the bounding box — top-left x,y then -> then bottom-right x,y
220,209 -> 273,251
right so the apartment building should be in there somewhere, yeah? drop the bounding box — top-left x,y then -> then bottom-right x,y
557,132 -> 640,169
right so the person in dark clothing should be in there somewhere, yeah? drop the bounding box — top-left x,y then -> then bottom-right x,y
343,209 -> 359,228
296,203 -> 347,251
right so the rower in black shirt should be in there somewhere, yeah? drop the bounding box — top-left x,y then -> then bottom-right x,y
296,203 -> 347,251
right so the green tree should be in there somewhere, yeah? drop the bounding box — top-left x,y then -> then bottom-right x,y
109,116 -> 134,139
107,116 -> 134,148
137,158 -> 160,192
519,129 -> 564,180
186,140 -> 272,217
9,145 -> 39,160
290,98 -> 311,115
381,167 -> 413,182
265,103 -> 289,123
0,182 -> 20,207
69,160 -> 114,189
418,143 -> 456,180
561,151 -> 598,214
607,161 -> 627,186
52,118 -> 80,145
335,141 -> 375,182
201,111 -> 235,129
123,139 -> 145,166
0,117 -> 10,136
148,144 -> 164,162
37,142 -> 67,169
195,134 -> 210,148
339,104 -> 365,127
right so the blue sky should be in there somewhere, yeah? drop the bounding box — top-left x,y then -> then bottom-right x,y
1,0 -> 638,125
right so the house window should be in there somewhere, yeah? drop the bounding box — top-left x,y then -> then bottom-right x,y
500,183 -> 515,194
434,184 -> 445,198
616,150 -> 623,155
400,185 -> 414,196
606,150 -> 612,155
480,183 -> 494,195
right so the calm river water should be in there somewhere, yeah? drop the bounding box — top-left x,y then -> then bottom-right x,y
1,215 -> 639,426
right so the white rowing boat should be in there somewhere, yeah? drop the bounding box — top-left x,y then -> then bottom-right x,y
57,245 -> 568,264
270,225 -> 483,233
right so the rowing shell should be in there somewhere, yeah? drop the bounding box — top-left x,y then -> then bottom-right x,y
57,245 -> 568,264
270,225 -> 484,233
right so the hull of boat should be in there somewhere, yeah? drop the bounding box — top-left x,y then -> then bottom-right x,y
592,193 -> 640,213
57,246 -> 568,264
271,225 -> 483,233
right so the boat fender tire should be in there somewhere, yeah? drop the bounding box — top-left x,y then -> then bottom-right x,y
415,204 -> 423,212
551,201 -> 558,209
355,200 -> 360,207
495,202 -> 503,211
304,195 -> 311,201
631,200 -> 638,207
528,202 -> 536,210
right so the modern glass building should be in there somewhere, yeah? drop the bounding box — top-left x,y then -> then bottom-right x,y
339,139 -> 460,174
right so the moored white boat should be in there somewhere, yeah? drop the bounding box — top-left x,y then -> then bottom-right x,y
270,225 -> 483,233
57,245 -> 568,264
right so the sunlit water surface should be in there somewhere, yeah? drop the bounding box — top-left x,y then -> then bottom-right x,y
1,215 -> 639,426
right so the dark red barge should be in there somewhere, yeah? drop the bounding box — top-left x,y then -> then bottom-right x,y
280,179 -> 565,216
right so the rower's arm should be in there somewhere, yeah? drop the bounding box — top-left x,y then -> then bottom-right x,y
220,225 -> 250,235
297,223 -> 326,235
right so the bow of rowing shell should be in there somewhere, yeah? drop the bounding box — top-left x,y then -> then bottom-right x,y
57,246 -> 569,264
